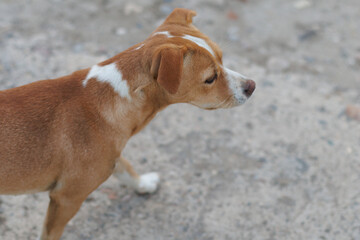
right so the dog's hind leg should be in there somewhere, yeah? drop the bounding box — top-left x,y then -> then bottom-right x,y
113,156 -> 160,194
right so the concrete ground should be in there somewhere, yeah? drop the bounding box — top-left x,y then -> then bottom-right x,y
1,0 -> 360,239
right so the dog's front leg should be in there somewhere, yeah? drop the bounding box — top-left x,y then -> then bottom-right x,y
113,156 -> 160,194
39,167 -> 113,240
39,186 -> 92,240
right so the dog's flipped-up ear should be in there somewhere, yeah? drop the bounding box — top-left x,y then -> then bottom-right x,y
150,47 -> 185,94
163,8 -> 197,26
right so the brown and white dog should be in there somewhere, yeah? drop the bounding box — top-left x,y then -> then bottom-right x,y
0,8 -> 255,240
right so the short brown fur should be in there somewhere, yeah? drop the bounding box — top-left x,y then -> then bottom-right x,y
0,8 -> 254,240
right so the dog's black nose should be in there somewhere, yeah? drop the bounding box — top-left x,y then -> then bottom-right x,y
243,80 -> 256,98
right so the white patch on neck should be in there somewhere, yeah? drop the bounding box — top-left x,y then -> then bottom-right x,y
134,43 -> 144,50
152,31 -> 215,57
83,63 -> 131,100
153,31 -> 174,38
223,66 -> 248,104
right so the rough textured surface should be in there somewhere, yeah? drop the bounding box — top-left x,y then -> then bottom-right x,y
1,0 -> 360,239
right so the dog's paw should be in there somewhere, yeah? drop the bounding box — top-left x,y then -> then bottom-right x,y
136,172 -> 160,194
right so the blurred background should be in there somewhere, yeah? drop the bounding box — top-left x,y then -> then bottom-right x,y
0,0 -> 359,239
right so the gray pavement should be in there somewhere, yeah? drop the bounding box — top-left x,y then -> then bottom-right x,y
0,0 -> 360,239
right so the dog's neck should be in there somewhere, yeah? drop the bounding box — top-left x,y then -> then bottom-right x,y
79,51 -> 169,150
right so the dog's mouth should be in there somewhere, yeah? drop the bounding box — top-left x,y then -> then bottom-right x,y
218,95 -> 248,109
234,95 -> 248,105
200,95 -> 246,110
190,92 -> 253,110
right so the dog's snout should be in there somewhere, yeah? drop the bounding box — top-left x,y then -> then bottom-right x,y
243,80 -> 256,98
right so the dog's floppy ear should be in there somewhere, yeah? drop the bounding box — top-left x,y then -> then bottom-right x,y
151,47 -> 185,94
164,8 -> 197,26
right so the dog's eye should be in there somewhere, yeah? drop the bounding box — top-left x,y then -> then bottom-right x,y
205,73 -> 217,84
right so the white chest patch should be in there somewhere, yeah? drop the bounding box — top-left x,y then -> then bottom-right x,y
153,31 -> 215,57
83,63 -> 131,100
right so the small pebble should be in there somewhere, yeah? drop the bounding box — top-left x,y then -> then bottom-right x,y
267,57 -> 290,72
100,188 -> 118,200
213,0 -> 225,5
258,157 -> 267,163
115,27 -> 127,36
355,54 -> 360,65
72,43 -> 84,53
121,194 -> 132,202
262,80 -> 274,87
298,29 -> 317,41
296,158 -> 309,173
317,106 -> 327,112
318,120 -> 327,126
227,10 -> 238,20
136,23 -> 143,29
294,0 -> 312,9
346,105 -> 360,121
227,26 -> 239,41
124,3 -> 143,15
303,56 -> 316,63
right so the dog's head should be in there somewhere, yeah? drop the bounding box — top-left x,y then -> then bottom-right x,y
144,8 -> 255,109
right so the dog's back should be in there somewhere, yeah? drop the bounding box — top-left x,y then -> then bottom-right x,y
0,75 -> 85,194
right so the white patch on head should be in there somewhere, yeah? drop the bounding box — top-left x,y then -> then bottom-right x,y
152,31 -> 215,57
181,34 -> 215,57
83,63 -> 131,100
134,43 -> 144,50
136,172 -> 160,194
224,67 -> 248,80
223,67 -> 248,104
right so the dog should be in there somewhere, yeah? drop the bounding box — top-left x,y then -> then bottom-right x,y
0,8 -> 255,240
